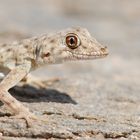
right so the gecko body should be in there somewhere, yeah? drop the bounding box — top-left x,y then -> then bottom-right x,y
0,27 -> 108,126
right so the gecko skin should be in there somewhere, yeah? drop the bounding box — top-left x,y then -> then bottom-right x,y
0,27 -> 108,126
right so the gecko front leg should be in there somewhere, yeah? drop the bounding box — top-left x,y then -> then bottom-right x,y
0,61 -> 36,127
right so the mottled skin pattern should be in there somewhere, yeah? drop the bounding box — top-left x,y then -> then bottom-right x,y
0,27 -> 108,127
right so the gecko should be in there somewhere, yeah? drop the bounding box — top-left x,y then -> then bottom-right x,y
0,27 -> 108,126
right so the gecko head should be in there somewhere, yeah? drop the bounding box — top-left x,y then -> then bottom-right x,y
41,27 -> 109,64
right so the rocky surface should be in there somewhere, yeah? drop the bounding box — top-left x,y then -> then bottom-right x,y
0,0 -> 140,139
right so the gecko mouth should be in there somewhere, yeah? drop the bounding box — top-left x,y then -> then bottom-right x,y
67,50 -> 108,60
73,53 -> 108,59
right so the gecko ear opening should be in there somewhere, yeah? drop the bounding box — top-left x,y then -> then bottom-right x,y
42,52 -> 51,58
65,33 -> 80,49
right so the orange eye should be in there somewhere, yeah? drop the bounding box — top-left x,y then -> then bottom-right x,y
65,33 -> 80,49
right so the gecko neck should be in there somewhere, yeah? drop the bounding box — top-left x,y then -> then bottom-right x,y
24,35 -> 55,69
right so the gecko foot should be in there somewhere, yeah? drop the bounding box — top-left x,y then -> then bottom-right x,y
10,112 -> 38,128
10,111 -> 48,127
42,77 -> 60,86
21,74 -> 59,88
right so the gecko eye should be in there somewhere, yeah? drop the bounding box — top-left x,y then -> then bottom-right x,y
65,33 -> 80,49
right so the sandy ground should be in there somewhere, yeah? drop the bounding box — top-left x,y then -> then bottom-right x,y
0,0 -> 140,139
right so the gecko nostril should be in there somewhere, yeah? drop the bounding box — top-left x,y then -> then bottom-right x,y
100,46 -> 108,52
100,46 -> 109,55
100,47 -> 106,52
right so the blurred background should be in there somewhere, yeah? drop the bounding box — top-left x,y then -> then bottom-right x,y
0,0 -> 139,81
